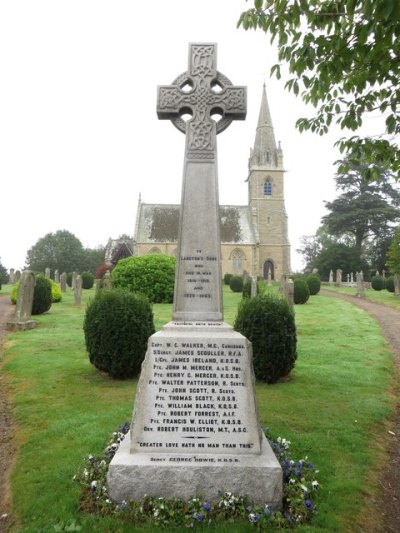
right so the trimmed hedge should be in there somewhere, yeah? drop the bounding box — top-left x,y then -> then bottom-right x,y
385,276 -> 395,293
32,275 -> 52,315
234,293 -> 297,383
83,289 -> 155,379
371,275 -> 384,291
112,255 -> 176,304
50,279 -> 62,302
294,278 -> 310,304
81,272 -> 94,289
223,273 -> 233,285
306,274 -> 321,295
229,275 -> 243,293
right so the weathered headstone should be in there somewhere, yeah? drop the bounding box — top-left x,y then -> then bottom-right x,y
329,269 -> 333,285
251,276 -> 257,298
102,271 -> 112,290
54,269 -> 60,283
6,270 -> 37,331
108,43 -> 282,507
382,269 -> 386,279
346,273 -> 350,283
71,272 -> 77,290
60,272 -> 67,293
74,275 -> 82,305
45,267 -> 51,279
287,279 -> 294,308
394,273 -> 400,296
9,268 -> 15,284
356,271 -> 365,298
336,268 -> 342,286
15,270 -> 21,282
350,272 -> 354,284
95,278 -> 101,291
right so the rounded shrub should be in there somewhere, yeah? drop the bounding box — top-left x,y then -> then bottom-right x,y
385,276 -> 395,293
224,273 -> 233,285
67,272 -> 73,287
50,279 -> 62,302
242,278 -> 251,298
229,275 -> 243,293
306,274 -> 321,296
112,255 -> 176,304
32,275 -> 52,315
234,293 -> 297,384
371,275 -> 384,291
81,271 -> 94,289
83,289 -> 155,379
294,278 -> 310,304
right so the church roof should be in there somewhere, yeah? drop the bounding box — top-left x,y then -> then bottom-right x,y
135,203 -> 256,245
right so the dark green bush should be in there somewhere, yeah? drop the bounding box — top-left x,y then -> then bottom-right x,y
84,289 -> 154,379
229,275 -> 243,293
32,275 -> 52,315
371,275 -> 384,291
294,278 -> 310,304
81,271 -> 94,289
234,293 -> 297,383
306,274 -> 321,295
67,272 -> 73,287
242,278 -> 251,298
224,273 -> 233,285
385,276 -> 395,293
112,255 -> 176,303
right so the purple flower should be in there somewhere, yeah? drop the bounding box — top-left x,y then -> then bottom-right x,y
305,499 -> 314,512
195,513 -> 204,523
202,502 -> 211,512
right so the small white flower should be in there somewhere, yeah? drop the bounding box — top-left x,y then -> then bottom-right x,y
91,480 -> 97,489
300,483 -> 308,492
289,478 -> 296,485
312,480 -> 319,490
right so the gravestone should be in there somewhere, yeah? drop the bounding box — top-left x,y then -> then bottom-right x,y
394,274 -> 400,296
60,272 -> 67,293
45,267 -> 51,279
336,268 -> 342,286
356,271 -> 365,298
329,270 -> 333,285
102,271 -> 112,290
15,270 -> 21,282
9,268 -> 15,284
54,269 -> 60,283
71,272 -> 77,290
6,270 -> 37,331
95,278 -> 101,291
251,276 -> 257,298
108,43 -> 282,507
74,275 -> 82,305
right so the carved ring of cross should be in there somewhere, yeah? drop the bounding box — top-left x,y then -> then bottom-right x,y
170,71 -> 235,135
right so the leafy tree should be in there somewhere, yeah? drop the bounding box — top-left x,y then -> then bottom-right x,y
26,230 -> 85,273
81,246 -> 106,275
314,242 -> 367,280
322,162 -> 400,255
386,227 -> 400,275
238,1 -> 400,179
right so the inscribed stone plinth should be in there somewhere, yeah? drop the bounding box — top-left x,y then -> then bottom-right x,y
107,42 -> 281,507
6,270 -> 37,331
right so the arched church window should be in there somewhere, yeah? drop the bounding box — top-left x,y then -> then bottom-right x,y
264,180 -> 272,196
263,260 -> 275,281
230,249 -> 245,274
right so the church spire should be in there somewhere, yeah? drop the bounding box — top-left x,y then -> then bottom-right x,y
249,84 -> 281,169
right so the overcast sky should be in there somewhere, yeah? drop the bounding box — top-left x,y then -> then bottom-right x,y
0,0 -> 385,272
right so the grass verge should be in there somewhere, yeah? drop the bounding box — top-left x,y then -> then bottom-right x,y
0,286 -> 396,532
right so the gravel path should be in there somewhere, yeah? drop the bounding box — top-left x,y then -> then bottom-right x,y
0,290 -> 399,531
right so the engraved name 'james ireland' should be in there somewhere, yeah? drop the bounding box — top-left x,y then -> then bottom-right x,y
132,339 -> 258,454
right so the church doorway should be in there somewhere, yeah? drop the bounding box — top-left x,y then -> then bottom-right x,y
263,260 -> 275,281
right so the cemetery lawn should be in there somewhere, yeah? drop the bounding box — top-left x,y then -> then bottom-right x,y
0,286 -> 395,532
323,283 -> 400,310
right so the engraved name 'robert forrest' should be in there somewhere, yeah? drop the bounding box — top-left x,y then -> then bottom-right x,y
135,339 -> 256,454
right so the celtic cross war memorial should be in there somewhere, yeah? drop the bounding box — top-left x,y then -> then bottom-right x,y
107,43 -> 282,506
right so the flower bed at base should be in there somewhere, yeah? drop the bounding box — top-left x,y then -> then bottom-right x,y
74,423 -> 319,529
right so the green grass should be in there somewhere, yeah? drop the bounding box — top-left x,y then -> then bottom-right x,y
0,286 -> 396,532
322,282 -> 400,309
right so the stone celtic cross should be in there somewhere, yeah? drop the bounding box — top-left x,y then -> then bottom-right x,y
157,43 -> 246,321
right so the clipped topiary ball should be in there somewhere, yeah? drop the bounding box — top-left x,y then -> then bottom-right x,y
385,276 -> 395,293
234,293 -> 297,383
81,272 -> 94,289
306,274 -> 321,295
83,289 -> 155,379
294,278 -> 310,304
229,275 -> 243,293
112,255 -> 176,304
32,275 -> 52,315
371,275 -> 384,291
224,273 -> 233,285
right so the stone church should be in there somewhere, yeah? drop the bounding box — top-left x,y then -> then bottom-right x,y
106,85 -> 291,280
